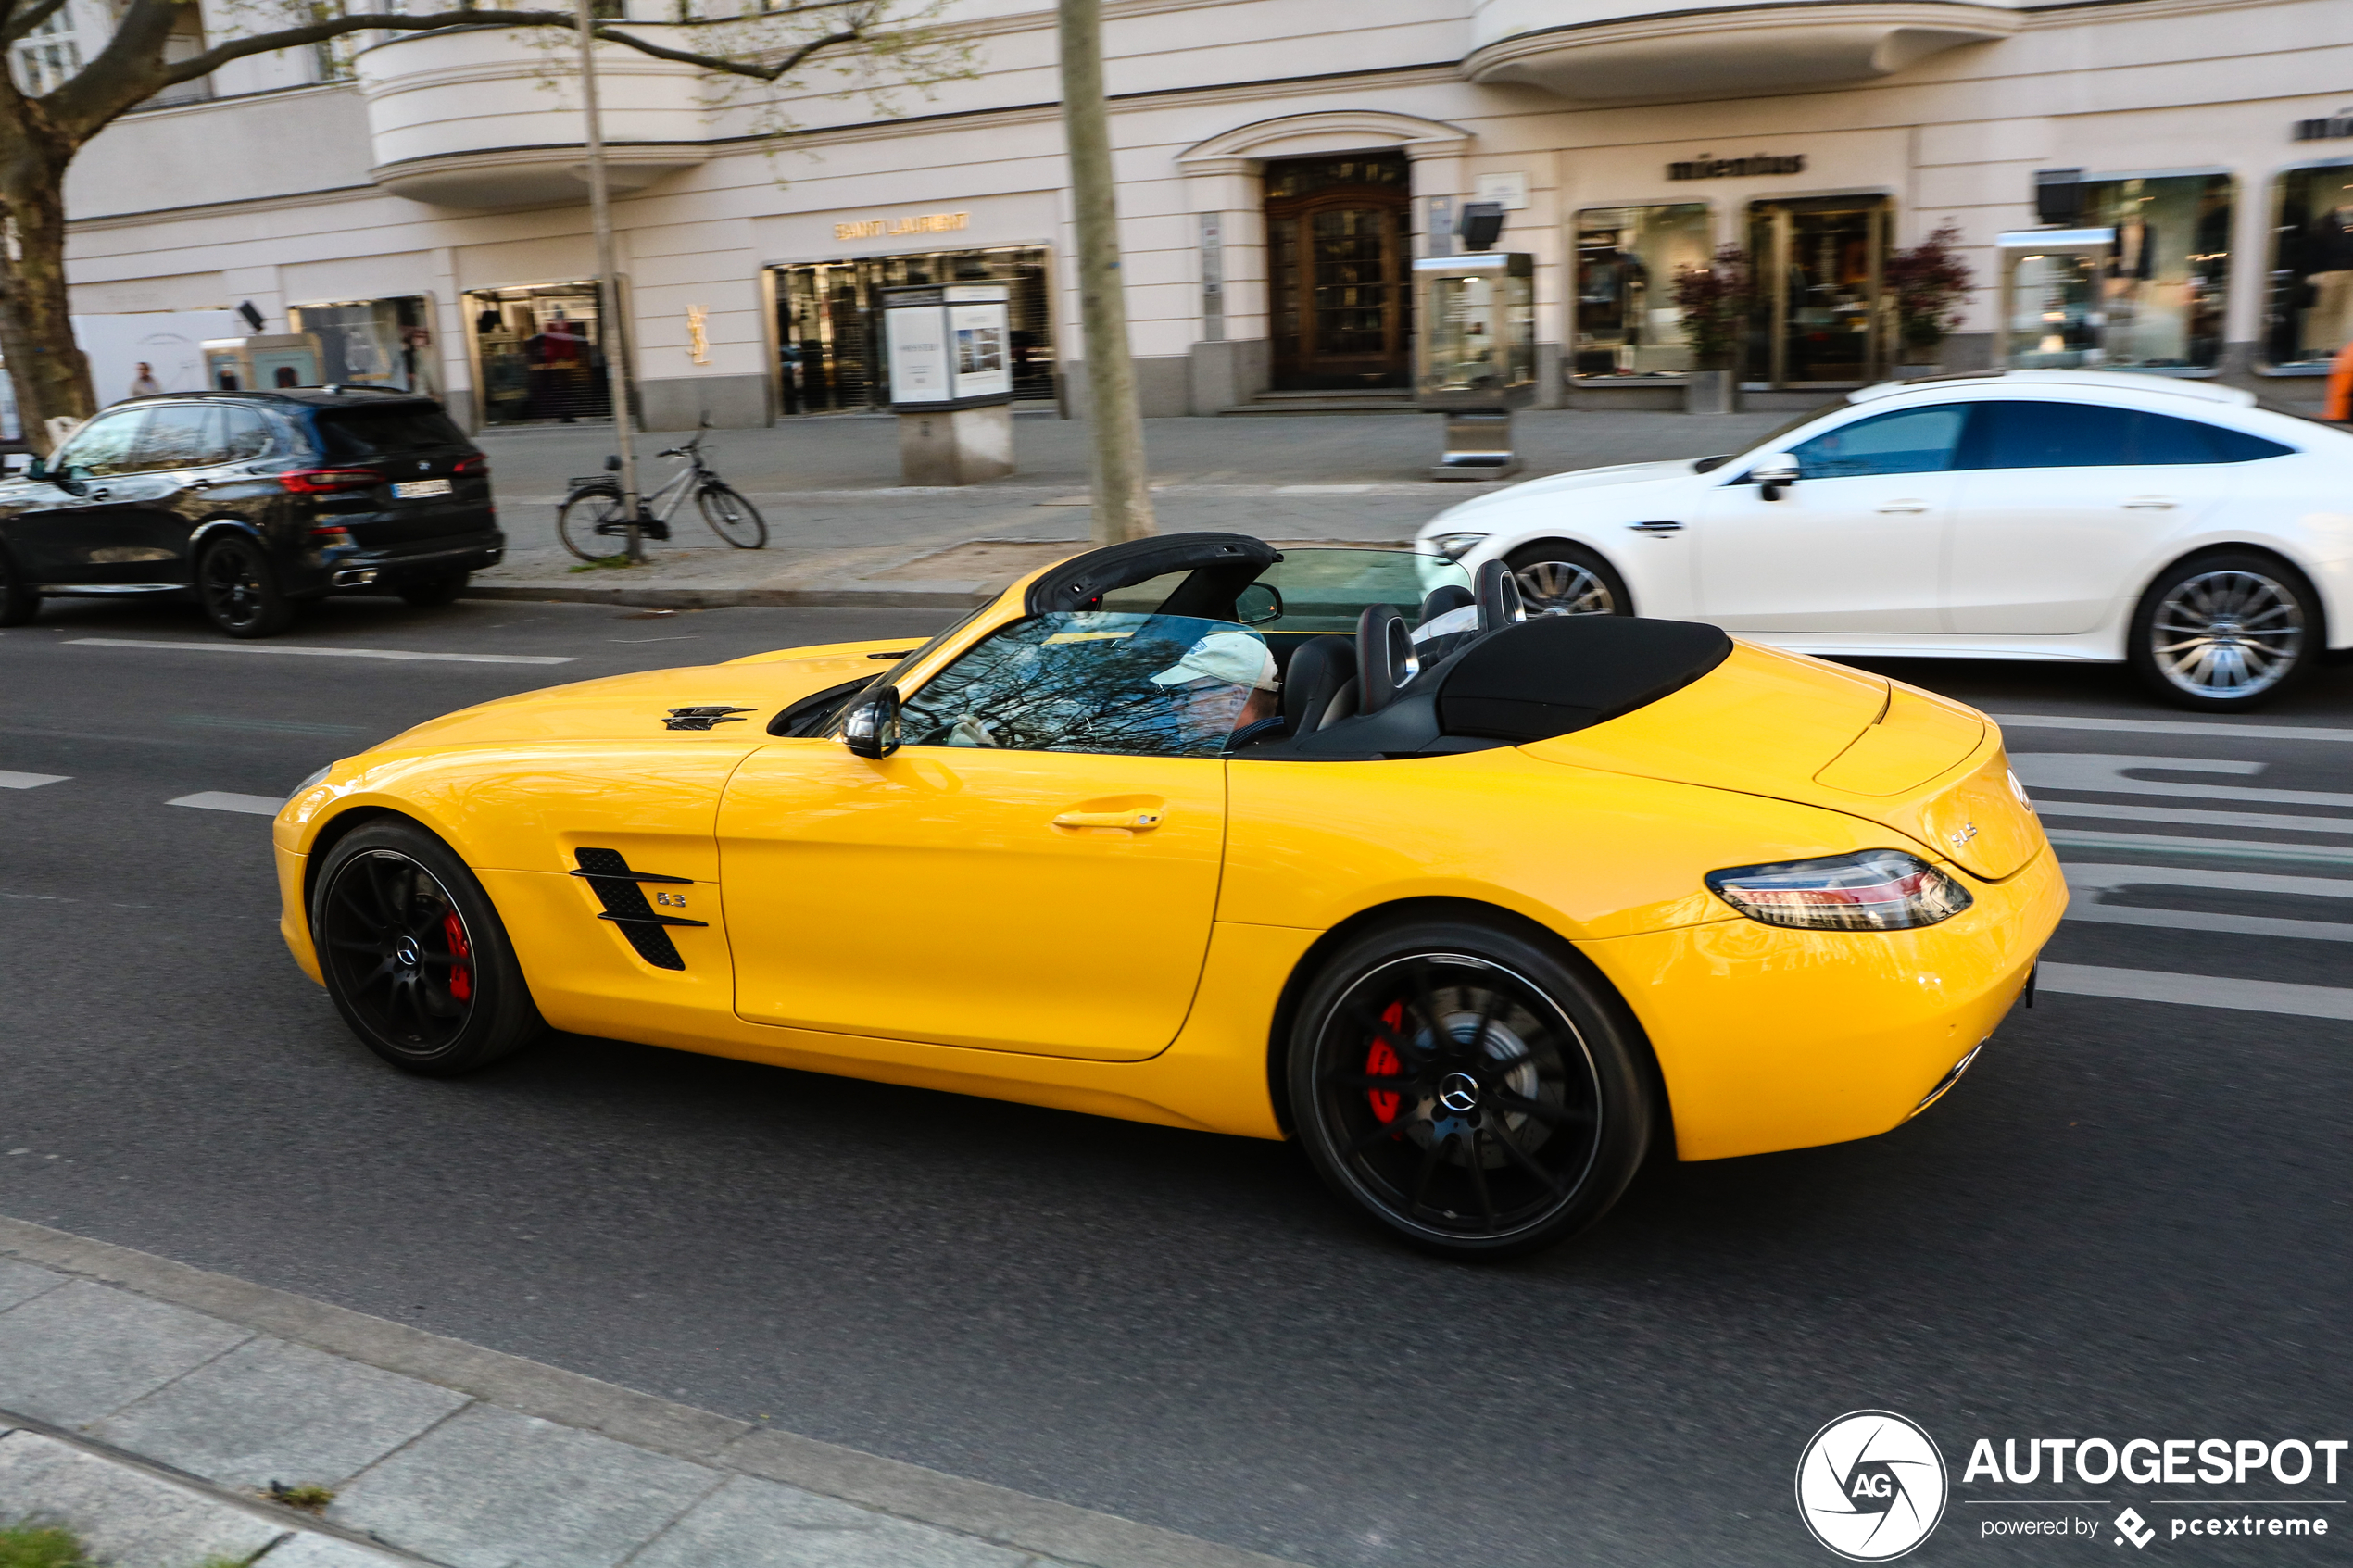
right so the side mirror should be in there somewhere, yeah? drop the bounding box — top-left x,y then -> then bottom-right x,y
1234,582 -> 1283,626
840,686 -> 901,759
1751,454 -> 1799,501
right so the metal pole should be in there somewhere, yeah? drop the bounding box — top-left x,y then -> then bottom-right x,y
574,0 -> 642,562
1056,0 -> 1154,543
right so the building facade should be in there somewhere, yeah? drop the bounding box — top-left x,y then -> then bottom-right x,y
48,0 -> 2353,429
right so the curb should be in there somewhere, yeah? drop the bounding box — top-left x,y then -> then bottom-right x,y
0,1218 -> 1305,1568
462,583 -> 992,611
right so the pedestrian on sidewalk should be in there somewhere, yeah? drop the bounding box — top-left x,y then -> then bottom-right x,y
128,362 -> 161,398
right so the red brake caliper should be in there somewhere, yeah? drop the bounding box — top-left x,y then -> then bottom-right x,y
1365,1001 -> 1405,1124
442,911 -> 473,1002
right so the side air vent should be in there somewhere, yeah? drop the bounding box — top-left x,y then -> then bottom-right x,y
571,847 -> 706,971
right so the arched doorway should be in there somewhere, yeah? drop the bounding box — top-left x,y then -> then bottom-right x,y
1265,152 -> 1411,390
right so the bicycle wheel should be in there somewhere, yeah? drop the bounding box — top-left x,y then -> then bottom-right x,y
698,483 -> 767,549
556,486 -> 630,562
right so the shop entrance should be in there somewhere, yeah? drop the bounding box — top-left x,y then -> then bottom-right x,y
466,282 -> 611,425
1746,195 -> 1890,387
770,247 -> 1054,415
1265,152 -> 1411,391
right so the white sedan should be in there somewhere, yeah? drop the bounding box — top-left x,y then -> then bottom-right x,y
1416,370 -> 2353,709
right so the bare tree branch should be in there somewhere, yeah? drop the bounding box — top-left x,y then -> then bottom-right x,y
0,0 -> 74,48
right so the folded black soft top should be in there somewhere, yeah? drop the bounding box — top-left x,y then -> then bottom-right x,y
1435,614 -> 1733,743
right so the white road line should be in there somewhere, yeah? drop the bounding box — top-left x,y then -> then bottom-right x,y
2062,861 -> 2353,942
2039,962 -> 2353,1021
167,792 -> 283,816
2014,752 -> 2353,810
69,637 -> 573,666
1992,713 -> 2353,744
0,771 -> 68,789
2033,799 -> 2353,836
2043,829 -> 2353,868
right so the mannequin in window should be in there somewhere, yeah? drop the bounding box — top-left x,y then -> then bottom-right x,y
2303,203 -> 2353,358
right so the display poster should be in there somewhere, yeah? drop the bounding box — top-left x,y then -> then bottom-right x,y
947,302 -> 1011,401
885,305 -> 951,404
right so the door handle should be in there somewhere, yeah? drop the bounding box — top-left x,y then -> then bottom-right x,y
1053,808 -> 1164,831
2123,496 -> 2178,509
1876,500 -> 1930,513
86,487 -> 110,500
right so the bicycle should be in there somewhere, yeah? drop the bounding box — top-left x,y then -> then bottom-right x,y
556,420 -> 768,559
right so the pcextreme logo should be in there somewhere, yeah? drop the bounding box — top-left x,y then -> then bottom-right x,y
1796,1411 -> 1950,1562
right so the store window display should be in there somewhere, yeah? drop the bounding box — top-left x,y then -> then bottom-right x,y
2265,164 -> 2353,370
289,297 -> 438,396
1574,205 -> 1710,377
2082,174 -> 2231,370
464,284 -> 612,425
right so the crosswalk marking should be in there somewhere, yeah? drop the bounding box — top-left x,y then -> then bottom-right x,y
167,792 -> 284,816
69,637 -> 573,666
0,771 -> 68,789
2064,862 -> 2353,944
2013,752 -> 2353,809
2038,963 -> 2353,1022
2032,798 -> 2353,836
2042,828 -> 2353,868
1991,712 -> 2353,744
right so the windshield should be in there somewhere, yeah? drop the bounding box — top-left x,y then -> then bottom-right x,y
1099,546 -> 1471,634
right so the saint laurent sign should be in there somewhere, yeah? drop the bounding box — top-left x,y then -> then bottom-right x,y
835,211 -> 971,241
1667,154 -> 1806,181
2293,114 -> 2353,142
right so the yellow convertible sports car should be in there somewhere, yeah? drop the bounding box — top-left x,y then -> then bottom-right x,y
275,533 -> 2062,1258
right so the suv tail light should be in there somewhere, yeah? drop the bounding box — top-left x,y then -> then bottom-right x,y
282,468 -> 379,494
1705,850 -> 1973,932
453,456 -> 489,476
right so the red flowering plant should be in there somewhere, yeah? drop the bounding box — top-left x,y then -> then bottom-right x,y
1884,223 -> 1975,358
1671,245 -> 1752,370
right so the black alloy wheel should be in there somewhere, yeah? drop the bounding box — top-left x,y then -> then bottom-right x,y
1504,542 -> 1631,617
556,487 -> 629,562
2129,550 -> 2318,711
1288,917 -> 1655,1259
396,571 -> 471,608
0,544 -> 35,627
196,534 -> 296,638
698,483 -> 768,549
311,820 -> 544,1075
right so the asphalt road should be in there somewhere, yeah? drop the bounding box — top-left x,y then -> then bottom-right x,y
4,591 -> 2350,1567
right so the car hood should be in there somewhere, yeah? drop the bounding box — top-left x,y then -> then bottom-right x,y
366,638 -> 903,750
1522,640 -> 2044,882
1426,458 -> 1699,526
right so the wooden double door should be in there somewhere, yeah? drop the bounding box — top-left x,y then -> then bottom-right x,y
1266,153 -> 1412,391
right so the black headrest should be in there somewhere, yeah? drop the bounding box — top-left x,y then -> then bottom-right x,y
1356,604 -> 1416,715
1419,583 -> 1475,624
1024,532 -> 1280,614
1282,635 -> 1356,738
1436,615 -> 1732,742
1474,559 -> 1526,631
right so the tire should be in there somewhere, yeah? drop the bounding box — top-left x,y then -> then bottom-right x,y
310,819 -> 544,1076
2128,550 -> 2318,711
697,483 -> 767,549
1286,913 -> 1655,1260
556,486 -> 628,562
1504,541 -> 1631,617
196,533 -> 296,638
0,543 -> 37,627
396,571 -> 470,608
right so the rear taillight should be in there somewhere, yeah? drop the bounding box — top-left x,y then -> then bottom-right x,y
454,456 -> 488,476
282,469 -> 378,494
1706,850 -> 1972,932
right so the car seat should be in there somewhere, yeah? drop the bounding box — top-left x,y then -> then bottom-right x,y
1282,635 -> 1359,737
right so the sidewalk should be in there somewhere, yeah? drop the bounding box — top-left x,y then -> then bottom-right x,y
0,1219 -> 1301,1568
466,408 -> 1793,609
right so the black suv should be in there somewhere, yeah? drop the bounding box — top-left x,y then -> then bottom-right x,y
0,388 -> 503,637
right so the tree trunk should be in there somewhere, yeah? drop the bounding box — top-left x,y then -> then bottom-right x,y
1055,0 -> 1153,544
0,96 -> 94,453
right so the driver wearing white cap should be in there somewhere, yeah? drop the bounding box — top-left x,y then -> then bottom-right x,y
1150,629 -> 1280,750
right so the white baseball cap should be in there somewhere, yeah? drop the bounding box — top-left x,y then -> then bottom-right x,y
1150,631 -> 1279,691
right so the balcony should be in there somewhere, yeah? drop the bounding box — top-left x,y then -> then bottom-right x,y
1462,0 -> 2020,101
356,26 -> 708,207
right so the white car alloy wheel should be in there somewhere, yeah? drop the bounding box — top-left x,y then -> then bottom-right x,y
1504,545 -> 1629,617
2147,567 -> 2305,703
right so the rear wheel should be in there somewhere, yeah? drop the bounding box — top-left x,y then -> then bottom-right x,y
0,545 -> 36,627
1287,915 -> 1655,1259
556,486 -> 628,562
2129,551 -> 2317,711
311,820 -> 543,1075
697,483 -> 767,549
1504,541 -> 1630,616
197,534 -> 295,638
397,571 -> 470,608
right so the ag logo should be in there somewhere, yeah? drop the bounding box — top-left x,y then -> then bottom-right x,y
1795,1411 -> 1948,1561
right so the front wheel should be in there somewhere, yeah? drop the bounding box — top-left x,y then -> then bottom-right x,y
311,820 -> 544,1075
197,534 -> 295,637
556,486 -> 629,562
1287,916 -> 1655,1259
698,483 -> 767,549
2129,552 -> 2317,711
1504,542 -> 1630,617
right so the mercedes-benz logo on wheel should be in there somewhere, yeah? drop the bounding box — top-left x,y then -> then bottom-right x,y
1436,1072 -> 1479,1113
1794,1411 -> 1947,1561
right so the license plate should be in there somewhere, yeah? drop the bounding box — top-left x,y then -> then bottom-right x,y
392,478 -> 452,499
